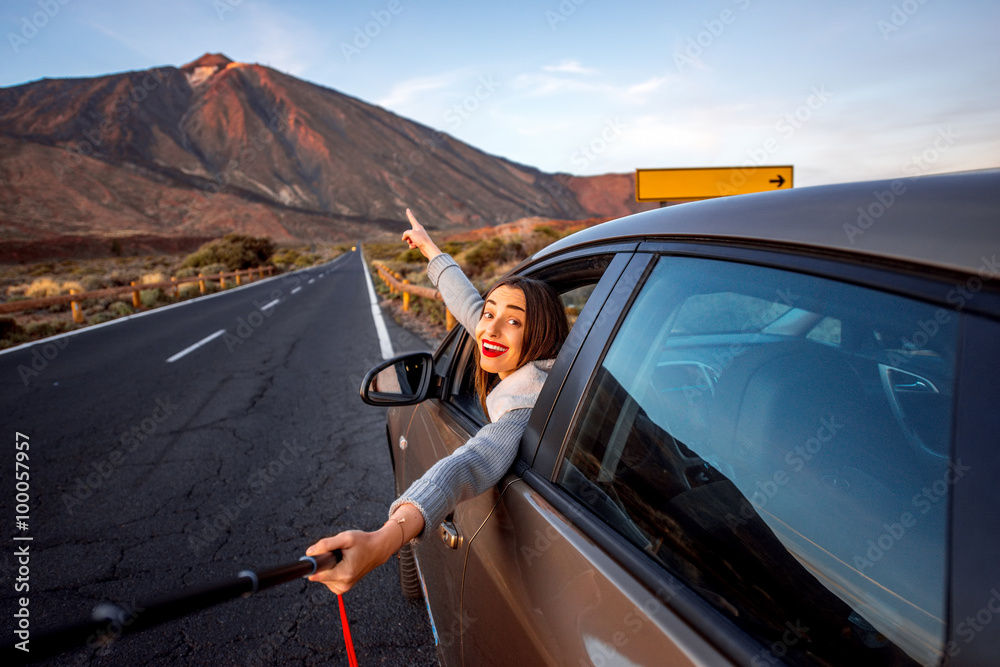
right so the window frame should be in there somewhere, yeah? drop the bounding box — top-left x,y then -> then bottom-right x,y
948,311 -> 1000,666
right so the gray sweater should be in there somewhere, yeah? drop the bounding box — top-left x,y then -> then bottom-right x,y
388,254 -> 553,541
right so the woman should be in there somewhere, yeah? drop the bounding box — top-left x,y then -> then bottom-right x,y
306,209 -> 569,594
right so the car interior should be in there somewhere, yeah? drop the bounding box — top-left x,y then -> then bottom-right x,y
557,255 -> 957,666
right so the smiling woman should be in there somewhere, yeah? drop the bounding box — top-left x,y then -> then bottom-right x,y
473,274 -> 568,416
305,208 -> 569,595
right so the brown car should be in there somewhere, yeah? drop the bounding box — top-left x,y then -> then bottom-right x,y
362,169 -> 1000,666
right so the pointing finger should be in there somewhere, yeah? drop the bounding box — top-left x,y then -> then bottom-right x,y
406,208 -> 422,230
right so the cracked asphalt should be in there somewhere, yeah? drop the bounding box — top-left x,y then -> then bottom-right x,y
0,251 -> 439,665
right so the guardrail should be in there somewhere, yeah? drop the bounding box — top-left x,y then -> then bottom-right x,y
370,260 -> 456,331
0,267 -> 275,321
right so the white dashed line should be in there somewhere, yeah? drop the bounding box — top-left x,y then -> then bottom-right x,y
260,299 -> 280,311
291,287 -> 302,294
308,279 -> 315,284
166,329 -> 226,363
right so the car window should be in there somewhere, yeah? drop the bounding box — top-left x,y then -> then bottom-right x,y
434,324 -> 462,376
557,255 -> 957,667
445,254 -> 615,425
449,332 -> 487,423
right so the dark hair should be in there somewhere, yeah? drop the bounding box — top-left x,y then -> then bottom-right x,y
474,275 -> 569,418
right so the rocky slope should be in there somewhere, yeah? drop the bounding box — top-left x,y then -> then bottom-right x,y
0,53 -> 653,259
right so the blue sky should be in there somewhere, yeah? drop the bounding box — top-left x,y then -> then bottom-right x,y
2,0 -> 998,186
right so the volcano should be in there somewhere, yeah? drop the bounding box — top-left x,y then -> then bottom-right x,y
0,53 -> 653,260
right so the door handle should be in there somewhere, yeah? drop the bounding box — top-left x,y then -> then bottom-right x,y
439,521 -> 462,549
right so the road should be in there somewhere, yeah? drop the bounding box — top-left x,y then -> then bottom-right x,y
0,250 -> 438,665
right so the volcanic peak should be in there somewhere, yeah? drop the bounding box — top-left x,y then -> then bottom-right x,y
180,53 -> 243,86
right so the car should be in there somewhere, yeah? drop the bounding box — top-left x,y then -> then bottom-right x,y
360,169 -> 1000,666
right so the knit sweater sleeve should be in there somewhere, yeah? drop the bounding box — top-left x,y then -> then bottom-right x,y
389,407 -> 530,541
427,254 -> 483,335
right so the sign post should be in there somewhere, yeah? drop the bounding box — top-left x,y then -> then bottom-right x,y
636,166 -> 794,203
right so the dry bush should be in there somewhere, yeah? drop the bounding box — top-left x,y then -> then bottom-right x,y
178,283 -> 201,297
181,234 -> 275,271
25,278 -> 62,298
141,272 -> 166,285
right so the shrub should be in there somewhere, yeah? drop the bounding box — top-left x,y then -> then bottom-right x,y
108,301 -> 133,317
294,255 -> 317,268
461,237 -> 526,277
440,241 -> 466,256
25,278 -> 62,298
272,248 -> 301,266
0,317 -> 22,340
24,321 -> 74,338
140,290 -> 163,308
181,234 -> 275,271
141,272 -> 166,285
106,270 -> 129,287
178,283 -> 201,297
395,247 -> 424,263
534,225 -> 561,241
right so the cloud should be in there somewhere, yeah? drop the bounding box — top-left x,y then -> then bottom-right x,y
542,59 -> 598,75
626,76 -> 669,97
510,67 -> 676,106
375,70 -> 467,109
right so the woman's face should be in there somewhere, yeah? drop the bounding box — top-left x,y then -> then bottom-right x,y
475,285 -> 526,380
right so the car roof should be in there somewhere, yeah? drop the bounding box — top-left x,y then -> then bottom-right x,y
534,169 -> 1000,277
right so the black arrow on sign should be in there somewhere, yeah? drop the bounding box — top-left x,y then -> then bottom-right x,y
769,174 -> 786,187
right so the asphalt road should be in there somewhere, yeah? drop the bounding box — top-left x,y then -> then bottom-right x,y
0,250 -> 439,665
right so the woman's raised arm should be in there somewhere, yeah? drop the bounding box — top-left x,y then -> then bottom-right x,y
401,208 -> 442,261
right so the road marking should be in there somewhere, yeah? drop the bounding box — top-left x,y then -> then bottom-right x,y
308,279 -> 315,284
260,298 -> 280,310
291,287 -> 302,294
360,249 -> 394,359
166,329 -> 226,363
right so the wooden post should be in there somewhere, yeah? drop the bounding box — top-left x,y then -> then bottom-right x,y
171,276 -> 179,297
402,280 -> 410,312
131,281 -> 140,308
219,272 -> 226,290
198,273 -> 206,294
70,289 -> 85,323
236,271 -> 242,286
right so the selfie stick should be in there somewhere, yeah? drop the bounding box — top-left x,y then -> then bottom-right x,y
5,550 -> 341,663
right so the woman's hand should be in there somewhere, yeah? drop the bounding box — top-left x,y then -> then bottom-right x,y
402,208 -> 442,261
305,504 -> 424,595
305,528 -> 399,595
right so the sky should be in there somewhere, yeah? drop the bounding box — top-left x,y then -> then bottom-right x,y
2,0 -> 998,187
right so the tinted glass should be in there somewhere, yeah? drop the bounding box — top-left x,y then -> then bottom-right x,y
558,256 -> 958,666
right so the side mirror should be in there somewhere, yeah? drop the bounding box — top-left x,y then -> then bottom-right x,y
360,351 -> 436,406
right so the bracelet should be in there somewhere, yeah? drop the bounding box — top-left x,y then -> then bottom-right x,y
387,516 -> 406,552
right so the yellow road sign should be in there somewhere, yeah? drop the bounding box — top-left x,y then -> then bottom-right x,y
635,166 -> 794,202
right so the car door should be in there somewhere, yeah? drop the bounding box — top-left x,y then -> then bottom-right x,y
464,247 -> 967,666
396,250 -> 626,665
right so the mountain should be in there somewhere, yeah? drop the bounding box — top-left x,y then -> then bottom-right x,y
0,53 -> 654,260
